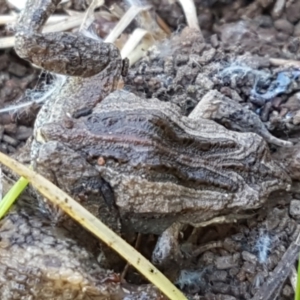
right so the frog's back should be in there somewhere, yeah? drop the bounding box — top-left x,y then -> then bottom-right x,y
39,90 -> 291,233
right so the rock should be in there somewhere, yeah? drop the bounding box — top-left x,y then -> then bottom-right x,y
274,19 -> 294,35
293,110 -> 300,125
286,1 -> 300,23
195,73 -> 214,90
220,21 -> 258,47
258,0 -> 273,8
294,21 -> 300,36
290,200 -> 300,219
282,284 -> 294,297
241,251 -> 257,263
282,92 -> 300,111
220,87 -> 243,102
215,254 -> 240,269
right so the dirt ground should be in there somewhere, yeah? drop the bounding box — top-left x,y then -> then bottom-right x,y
1,0 -> 300,299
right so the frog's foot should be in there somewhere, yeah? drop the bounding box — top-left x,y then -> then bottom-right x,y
14,0 -> 123,78
152,223 -> 184,281
189,90 -> 293,148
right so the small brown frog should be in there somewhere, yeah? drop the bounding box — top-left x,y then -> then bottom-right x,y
14,0 -> 298,272
36,89 -> 291,233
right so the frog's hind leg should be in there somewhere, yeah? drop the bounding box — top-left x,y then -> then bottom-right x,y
14,0 -> 122,77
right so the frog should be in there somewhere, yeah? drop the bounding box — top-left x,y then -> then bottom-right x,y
14,0 -> 299,272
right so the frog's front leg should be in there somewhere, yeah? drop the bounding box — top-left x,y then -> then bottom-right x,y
152,223 -> 184,281
36,140 -> 120,228
190,90 -> 293,147
15,0 -> 126,78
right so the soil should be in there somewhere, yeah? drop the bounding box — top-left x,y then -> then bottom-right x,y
1,0 -> 300,299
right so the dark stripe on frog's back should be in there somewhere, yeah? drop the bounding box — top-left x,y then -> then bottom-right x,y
82,108 -> 277,193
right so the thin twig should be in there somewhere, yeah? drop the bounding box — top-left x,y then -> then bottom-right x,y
120,233 -> 142,282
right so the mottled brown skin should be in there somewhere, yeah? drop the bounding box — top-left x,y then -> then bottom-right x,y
37,90 -> 291,235
15,0 -> 127,78
190,90 -> 293,148
7,0 -> 298,298
0,187 -> 163,299
3,0 -> 151,299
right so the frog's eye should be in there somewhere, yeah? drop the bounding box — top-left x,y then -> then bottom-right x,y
221,119 -> 231,129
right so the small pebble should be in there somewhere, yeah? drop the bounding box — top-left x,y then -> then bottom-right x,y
2,134 -> 18,147
241,251 -> 257,263
293,110 -> 300,125
8,62 -> 27,77
289,200 -> 300,219
294,21 -> 300,37
274,19 -> 294,35
282,284 -> 294,298
215,254 -> 240,269
15,126 -> 33,140
0,125 -> 3,140
286,1 -> 300,23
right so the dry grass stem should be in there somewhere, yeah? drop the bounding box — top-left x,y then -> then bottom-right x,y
80,0 -> 104,32
0,36 -> 14,49
0,15 -> 16,25
156,13 -> 172,35
138,8 -> 168,40
6,0 -> 26,10
109,3 -> 126,18
269,57 -> 300,68
105,5 -> 151,43
125,30 -> 154,65
95,10 -> 117,21
177,0 -> 202,36
42,13 -> 85,33
64,9 -> 82,16
121,28 -> 152,60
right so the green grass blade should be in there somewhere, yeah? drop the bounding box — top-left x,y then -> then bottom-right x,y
0,176 -> 29,219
